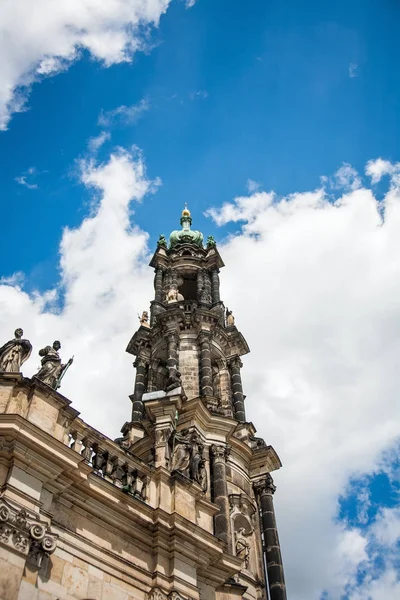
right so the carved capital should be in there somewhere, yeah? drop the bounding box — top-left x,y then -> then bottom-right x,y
229,356 -> 243,370
166,331 -> 180,346
133,356 -> 148,369
210,444 -> 230,462
0,500 -> 57,567
198,330 -> 212,345
253,473 -> 276,498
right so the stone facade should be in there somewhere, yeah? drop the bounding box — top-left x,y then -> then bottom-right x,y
0,208 -> 286,600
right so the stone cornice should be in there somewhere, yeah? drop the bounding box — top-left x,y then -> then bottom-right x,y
178,398 -> 238,441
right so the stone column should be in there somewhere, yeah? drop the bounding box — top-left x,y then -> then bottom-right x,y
211,269 -> 221,303
147,359 -> 160,392
217,359 -> 233,417
229,357 -> 246,422
166,332 -> 180,380
198,332 -> 213,397
197,269 -> 204,301
170,269 -> 178,289
210,445 -> 231,548
154,268 -> 164,303
254,475 -> 287,600
203,270 -> 212,304
131,357 -> 148,422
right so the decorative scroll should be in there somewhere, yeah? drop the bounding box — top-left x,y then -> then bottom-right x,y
0,499 -> 58,567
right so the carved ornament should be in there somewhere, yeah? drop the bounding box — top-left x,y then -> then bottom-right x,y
210,444 -> 230,462
0,499 -> 58,567
253,473 -> 276,498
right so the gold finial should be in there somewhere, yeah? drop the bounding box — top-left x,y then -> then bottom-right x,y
182,203 -> 191,217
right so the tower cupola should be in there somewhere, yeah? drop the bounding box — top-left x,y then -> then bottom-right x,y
169,204 -> 204,248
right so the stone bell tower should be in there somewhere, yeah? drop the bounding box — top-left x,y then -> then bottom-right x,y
120,206 -> 287,600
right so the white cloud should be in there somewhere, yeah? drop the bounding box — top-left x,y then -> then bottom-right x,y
3,155 -> 400,599
207,159 -> 400,598
204,191 -> 274,226
333,162 -> 362,191
246,179 -> 262,193
87,131 -> 111,154
0,148 -> 155,434
0,0 -> 173,130
15,166 -> 38,189
349,62 -> 358,78
366,157 -> 400,185
98,98 -> 150,127
320,162 -> 362,192
189,90 -> 208,100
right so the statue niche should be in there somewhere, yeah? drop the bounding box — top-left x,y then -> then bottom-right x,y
230,498 -> 256,571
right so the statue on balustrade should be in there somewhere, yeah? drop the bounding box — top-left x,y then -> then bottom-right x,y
35,340 -> 73,390
0,328 -> 32,372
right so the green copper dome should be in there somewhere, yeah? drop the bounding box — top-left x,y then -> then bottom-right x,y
169,205 -> 204,248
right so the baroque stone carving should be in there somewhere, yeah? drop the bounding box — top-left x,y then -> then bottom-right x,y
0,328 -> 32,372
166,288 -> 178,303
210,444 -> 230,462
206,235 -> 216,248
35,340 -> 73,390
149,588 -> 168,600
0,499 -> 57,567
235,527 -> 251,568
157,234 -> 168,249
164,369 -> 182,393
148,589 -> 195,600
170,430 -> 207,492
253,473 -> 276,498
139,311 -> 150,327
225,308 -> 235,326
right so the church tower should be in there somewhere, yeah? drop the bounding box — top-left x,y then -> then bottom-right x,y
121,207 -> 287,600
0,207 -> 286,600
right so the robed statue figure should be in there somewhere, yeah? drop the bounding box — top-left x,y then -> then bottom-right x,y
0,328 -> 32,372
35,341 -> 73,390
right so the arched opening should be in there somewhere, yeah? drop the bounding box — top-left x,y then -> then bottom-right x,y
179,275 -> 197,301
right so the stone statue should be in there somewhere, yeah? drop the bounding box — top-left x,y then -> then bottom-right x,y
157,234 -> 167,249
0,328 -> 32,373
166,288 -> 178,303
138,311 -> 150,327
170,429 -> 208,491
35,341 -> 73,390
226,308 -> 235,326
235,528 -> 251,568
164,369 -> 182,393
171,429 -> 191,476
197,458 -> 208,493
189,432 -> 207,492
206,235 -> 216,248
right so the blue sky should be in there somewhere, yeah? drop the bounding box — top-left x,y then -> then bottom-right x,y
2,0 -> 399,290
1,1 -> 400,598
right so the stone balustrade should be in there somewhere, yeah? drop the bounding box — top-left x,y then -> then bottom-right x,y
66,421 -> 151,501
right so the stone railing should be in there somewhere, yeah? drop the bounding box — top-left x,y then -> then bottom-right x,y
66,420 -> 151,502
